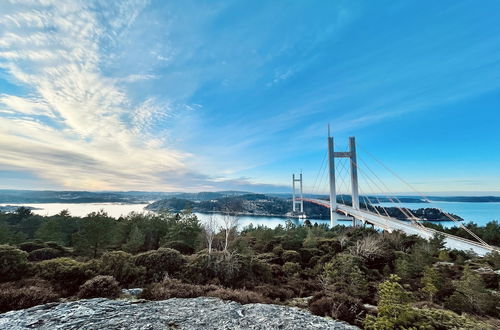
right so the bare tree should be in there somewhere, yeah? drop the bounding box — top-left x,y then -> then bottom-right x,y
349,235 -> 386,260
203,213 -> 217,254
221,211 -> 239,252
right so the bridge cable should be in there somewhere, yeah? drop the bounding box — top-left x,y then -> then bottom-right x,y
356,161 -> 426,228
332,141 -> 421,226
310,151 -> 327,196
357,145 -> 491,247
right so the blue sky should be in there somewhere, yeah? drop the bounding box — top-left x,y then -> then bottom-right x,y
0,0 -> 499,194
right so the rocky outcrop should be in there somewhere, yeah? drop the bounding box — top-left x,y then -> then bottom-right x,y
0,297 -> 358,329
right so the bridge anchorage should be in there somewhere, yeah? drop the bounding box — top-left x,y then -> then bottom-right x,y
293,132 -> 500,256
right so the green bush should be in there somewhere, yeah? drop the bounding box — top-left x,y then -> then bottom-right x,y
162,240 -> 195,255
185,251 -> 252,287
133,248 -> 186,282
18,241 -> 46,253
0,244 -> 30,282
35,257 -> 94,295
282,250 -> 301,263
317,238 -> 342,254
28,247 -> 64,261
0,278 -> 59,313
445,266 -> 499,316
323,254 -> 368,299
77,275 -> 121,299
282,262 -> 301,276
100,251 -> 145,286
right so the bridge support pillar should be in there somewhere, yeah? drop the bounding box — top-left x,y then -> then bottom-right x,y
328,134 -> 338,227
292,173 -> 304,214
349,136 -> 360,226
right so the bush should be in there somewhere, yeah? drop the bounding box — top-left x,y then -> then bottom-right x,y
28,248 -> 64,261
100,251 -> 145,286
317,238 -> 342,254
282,250 -> 301,263
163,240 -> 195,255
18,241 -> 46,253
282,262 -> 301,276
309,291 -> 365,325
323,254 -> 368,299
185,251 -> 252,287
141,279 -> 208,300
35,257 -> 94,295
0,244 -> 30,282
0,278 -> 59,313
77,275 -> 121,299
254,284 -> 294,301
206,288 -> 269,304
134,248 -> 186,282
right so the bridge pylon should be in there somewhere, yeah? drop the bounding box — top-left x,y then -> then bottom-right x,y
292,173 -> 304,215
328,131 -> 360,227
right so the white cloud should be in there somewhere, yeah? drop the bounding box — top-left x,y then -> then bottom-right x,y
0,0 -> 193,190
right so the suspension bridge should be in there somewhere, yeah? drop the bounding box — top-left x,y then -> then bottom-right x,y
291,133 -> 499,256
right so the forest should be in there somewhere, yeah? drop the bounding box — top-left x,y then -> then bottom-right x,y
0,207 -> 499,329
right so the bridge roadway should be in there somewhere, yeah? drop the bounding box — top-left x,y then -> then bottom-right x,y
301,198 -> 499,256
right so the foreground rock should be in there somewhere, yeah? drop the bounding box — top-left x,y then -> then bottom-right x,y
0,297 -> 358,329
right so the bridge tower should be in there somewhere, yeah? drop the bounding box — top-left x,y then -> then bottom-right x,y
292,173 -> 304,213
327,131 -> 360,227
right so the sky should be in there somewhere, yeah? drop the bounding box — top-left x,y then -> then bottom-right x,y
0,0 -> 499,195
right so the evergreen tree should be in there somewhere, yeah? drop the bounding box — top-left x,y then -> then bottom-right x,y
420,266 -> 439,302
123,224 -> 145,253
73,211 -> 116,258
323,254 -> 369,299
36,218 -> 64,243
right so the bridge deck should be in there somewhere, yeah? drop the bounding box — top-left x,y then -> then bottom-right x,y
302,198 -> 499,256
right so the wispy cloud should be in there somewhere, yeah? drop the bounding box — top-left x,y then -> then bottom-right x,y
0,0 -> 280,191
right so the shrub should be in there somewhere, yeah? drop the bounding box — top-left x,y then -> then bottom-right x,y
134,248 -> 186,282
35,257 -> 94,295
18,241 -> 46,253
256,252 -> 281,265
0,278 -> 59,313
323,254 -> 368,299
282,250 -> 301,263
317,238 -> 342,254
309,291 -> 365,325
445,266 -> 498,316
282,262 -> 301,276
249,257 -> 272,283
163,240 -> 195,255
206,288 -> 269,304
185,251 -> 252,287
254,284 -> 294,301
0,244 -> 30,282
77,275 -> 121,299
140,279 -> 208,300
299,248 -> 322,266
100,251 -> 145,286
272,244 -> 284,257
28,247 -> 64,261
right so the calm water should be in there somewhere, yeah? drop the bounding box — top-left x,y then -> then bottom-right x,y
1,201 -> 499,228
378,201 -> 500,226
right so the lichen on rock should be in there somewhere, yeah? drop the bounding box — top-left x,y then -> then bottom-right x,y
0,297 -> 359,329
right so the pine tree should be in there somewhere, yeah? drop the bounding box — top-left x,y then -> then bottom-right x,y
123,224 -> 145,253
420,266 -> 439,302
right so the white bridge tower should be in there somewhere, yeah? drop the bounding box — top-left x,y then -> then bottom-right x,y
292,173 -> 304,214
328,130 -> 360,227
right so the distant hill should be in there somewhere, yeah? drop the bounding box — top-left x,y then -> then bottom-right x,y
427,196 -> 500,203
0,190 -> 175,204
